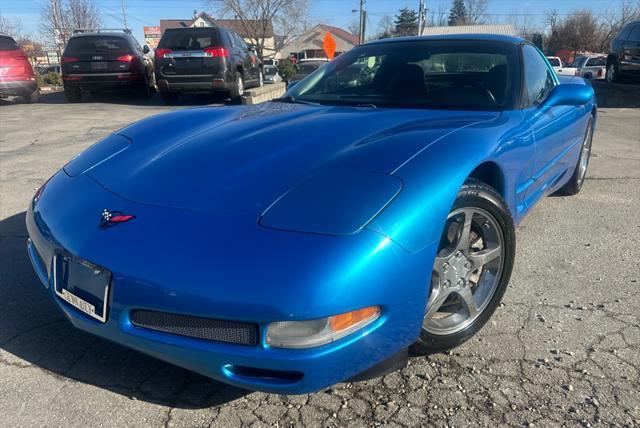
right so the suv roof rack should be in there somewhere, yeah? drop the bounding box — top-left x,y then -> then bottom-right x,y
73,28 -> 132,34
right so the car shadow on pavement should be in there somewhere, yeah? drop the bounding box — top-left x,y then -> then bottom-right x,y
0,211 -> 248,409
36,90 -> 229,107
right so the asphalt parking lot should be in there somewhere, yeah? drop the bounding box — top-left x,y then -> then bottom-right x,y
0,93 -> 639,427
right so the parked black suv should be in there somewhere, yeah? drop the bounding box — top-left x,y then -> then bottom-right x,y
154,27 -> 263,103
606,21 -> 640,83
61,29 -> 155,102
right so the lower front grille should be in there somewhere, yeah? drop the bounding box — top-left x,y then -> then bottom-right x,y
130,310 -> 258,346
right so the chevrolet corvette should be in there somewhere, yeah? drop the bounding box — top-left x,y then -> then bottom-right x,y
26,35 -> 596,394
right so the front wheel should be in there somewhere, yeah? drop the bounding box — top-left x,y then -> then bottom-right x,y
159,91 -> 178,105
412,181 -> 516,353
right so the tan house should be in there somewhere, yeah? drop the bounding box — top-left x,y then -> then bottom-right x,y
159,12 -> 276,58
279,24 -> 358,60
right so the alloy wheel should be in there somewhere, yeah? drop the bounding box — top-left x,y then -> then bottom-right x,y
424,207 -> 505,335
577,120 -> 593,186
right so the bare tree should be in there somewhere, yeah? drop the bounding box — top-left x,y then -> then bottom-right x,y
0,13 -> 27,39
206,0 -> 311,58
427,4 -> 448,27
373,14 -> 394,39
595,0 -> 640,51
544,1 -> 640,55
465,0 -> 488,24
346,19 -> 360,37
40,0 -> 100,48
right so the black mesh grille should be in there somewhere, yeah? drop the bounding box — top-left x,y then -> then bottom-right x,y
130,310 -> 258,346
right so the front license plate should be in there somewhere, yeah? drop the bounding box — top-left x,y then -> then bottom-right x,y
54,253 -> 111,322
91,61 -> 108,70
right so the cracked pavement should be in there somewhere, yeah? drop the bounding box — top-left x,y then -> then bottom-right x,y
1,93 -> 639,427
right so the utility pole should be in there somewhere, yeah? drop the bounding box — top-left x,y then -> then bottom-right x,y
120,0 -> 129,30
358,0 -> 366,44
418,0 -> 426,35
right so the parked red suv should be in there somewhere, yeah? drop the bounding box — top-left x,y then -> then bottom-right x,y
0,35 -> 39,103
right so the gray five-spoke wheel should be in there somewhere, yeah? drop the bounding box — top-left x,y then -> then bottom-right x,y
423,207 -> 505,335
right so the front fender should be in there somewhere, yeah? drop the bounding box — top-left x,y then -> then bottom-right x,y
367,111 -> 532,253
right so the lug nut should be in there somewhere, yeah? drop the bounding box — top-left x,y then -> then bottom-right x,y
443,280 -> 451,287
457,278 -> 465,286
456,251 -> 463,258
442,262 -> 449,272
464,262 -> 471,269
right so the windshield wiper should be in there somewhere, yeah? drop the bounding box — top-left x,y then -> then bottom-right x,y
271,96 -> 321,106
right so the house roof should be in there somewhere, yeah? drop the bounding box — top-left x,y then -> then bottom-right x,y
421,24 -> 516,36
216,19 -> 274,39
159,13 -> 274,39
316,24 -> 359,45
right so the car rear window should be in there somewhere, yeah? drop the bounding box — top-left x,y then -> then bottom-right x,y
65,36 -> 131,54
0,36 -> 19,51
158,29 -> 223,50
264,66 -> 277,76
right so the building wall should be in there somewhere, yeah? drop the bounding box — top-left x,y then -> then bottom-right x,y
278,27 -> 356,59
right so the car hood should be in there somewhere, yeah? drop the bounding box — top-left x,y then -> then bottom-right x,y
85,102 -> 499,215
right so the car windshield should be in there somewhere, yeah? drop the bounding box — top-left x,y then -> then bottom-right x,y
298,62 -> 324,73
547,58 -> 560,67
65,36 -> 130,54
570,57 -> 587,68
0,36 -> 19,50
264,66 -> 277,76
284,40 -> 520,110
158,29 -> 222,50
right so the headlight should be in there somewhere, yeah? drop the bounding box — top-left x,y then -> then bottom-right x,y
266,306 -> 381,349
260,171 -> 402,235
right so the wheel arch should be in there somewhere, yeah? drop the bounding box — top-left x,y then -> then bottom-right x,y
467,161 -> 505,199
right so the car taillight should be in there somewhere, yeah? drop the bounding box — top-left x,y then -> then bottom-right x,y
62,56 -> 79,64
155,48 -> 172,59
117,54 -> 135,62
204,47 -> 229,57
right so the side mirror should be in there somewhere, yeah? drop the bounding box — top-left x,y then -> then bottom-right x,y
142,45 -> 150,54
543,83 -> 593,108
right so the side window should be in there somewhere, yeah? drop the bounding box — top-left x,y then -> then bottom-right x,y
225,31 -> 235,48
629,24 -> 640,42
522,44 -> 556,107
618,24 -> 632,41
586,57 -> 605,67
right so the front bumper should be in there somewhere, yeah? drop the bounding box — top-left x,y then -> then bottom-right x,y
26,171 -> 436,394
0,79 -> 37,97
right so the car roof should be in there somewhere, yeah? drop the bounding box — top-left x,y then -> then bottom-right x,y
366,34 -> 525,46
69,32 -> 131,39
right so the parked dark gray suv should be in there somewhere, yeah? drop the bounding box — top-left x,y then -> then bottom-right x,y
154,27 -> 263,103
606,21 -> 640,83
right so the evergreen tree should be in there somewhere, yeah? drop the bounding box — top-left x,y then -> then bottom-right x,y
393,8 -> 419,37
448,0 -> 468,26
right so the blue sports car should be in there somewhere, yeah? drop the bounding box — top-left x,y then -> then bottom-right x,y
26,35 -> 595,394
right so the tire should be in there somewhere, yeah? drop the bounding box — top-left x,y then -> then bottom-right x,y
159,91 -> 178,105
554,115 -> 594,196
64,89 -> 82,103
139,82 -> 151,99
22,89 -> 39,104
606,61 -> 620,83
412,180 -> 516,353
230,72 -> 244,103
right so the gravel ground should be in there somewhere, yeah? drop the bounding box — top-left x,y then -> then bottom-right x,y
0,93 -> 638,427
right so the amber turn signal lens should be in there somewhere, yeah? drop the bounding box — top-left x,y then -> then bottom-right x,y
329,306 -> 380,332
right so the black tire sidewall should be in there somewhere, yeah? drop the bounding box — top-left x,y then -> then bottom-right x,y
414,181 -> 516,352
